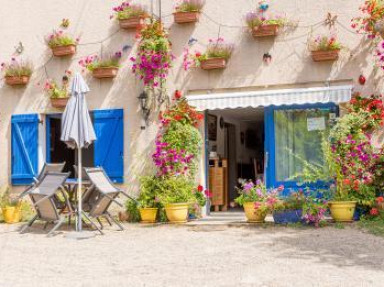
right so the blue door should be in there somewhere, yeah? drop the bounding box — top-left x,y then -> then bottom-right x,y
11,114 -> 39,185
264,104 -> 337,193
93,109 -> 124,183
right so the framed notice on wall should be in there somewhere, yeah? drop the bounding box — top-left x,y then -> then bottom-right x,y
208,114 -> 217,141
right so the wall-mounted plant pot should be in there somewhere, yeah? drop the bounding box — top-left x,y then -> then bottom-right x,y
51,45 -> 76,57
92,67 -> 119,79
119,17 -> 145,29
252,24 -> 279,37
174,11 -> 200,24
200,58 -> 227,70
5,76 -> 30,86
51,97 -> 69,109
311,50 -> 340,62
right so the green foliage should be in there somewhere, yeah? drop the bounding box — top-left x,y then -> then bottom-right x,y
156,176 -> 196,205
358,212 -> 384,237
2,60 -> 33,77
273,191 -> 306,211
0,190 -> 20,208
86,58 -> 120,71
176,0 -> 204,12
48,35 -> 76,48
138,176 -> 160,208
116,4 -> 147,20
125,199 -> 141,222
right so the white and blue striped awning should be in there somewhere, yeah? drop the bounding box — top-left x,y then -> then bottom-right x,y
186,85 -> 352,111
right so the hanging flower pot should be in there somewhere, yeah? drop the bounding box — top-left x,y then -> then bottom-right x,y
92,67 -> 119,79
51,44 -> 77,57
311,50 -> 340,62
174,11 -> 200,24
5,76 -> 30,86
50,97 -> 69,109
119,16 -> 146,29
200,58 -> 227,70
252,24 -> 279,37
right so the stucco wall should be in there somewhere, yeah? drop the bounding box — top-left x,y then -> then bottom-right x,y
0,0 -> 381,194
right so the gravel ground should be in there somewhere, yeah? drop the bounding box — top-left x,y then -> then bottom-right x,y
0,223 -> 384,287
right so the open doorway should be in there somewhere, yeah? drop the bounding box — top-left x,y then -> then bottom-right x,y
46,114 -> 94,178
207,108 -> 264,211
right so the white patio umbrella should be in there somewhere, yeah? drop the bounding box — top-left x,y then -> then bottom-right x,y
61,73 -> 96,235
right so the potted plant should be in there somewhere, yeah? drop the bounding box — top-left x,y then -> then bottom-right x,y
1,190 -> 22,224
189,184 -> 210,219
173,0 -> 205,24
309,35 -> 341,62
302,195 -> 328,227
79,51 -> 122,79
157,176 -> 196,223
194,38 -> 234,70
112,1 -> 148,30
44,71 -> 71,108
1,58 -> 33,86
245,12 -> 285,37
138,176 -> 160,223
272,189 -> 305,224
235,180 -> 277,223
45,21 -> 79,57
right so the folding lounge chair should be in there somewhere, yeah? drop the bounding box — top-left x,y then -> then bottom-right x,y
20,172 -> 74,236
83,167 -> 135,231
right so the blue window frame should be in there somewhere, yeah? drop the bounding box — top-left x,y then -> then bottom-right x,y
265,103 -> 338,193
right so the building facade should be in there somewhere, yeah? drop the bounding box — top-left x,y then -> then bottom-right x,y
0,0 -> 381,200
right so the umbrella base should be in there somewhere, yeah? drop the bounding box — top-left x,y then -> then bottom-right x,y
65,231 -> 96,240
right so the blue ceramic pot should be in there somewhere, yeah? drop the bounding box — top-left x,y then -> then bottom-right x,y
273,209 -> 303,224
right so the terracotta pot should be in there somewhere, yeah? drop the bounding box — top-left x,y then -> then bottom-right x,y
329,201 -> 357,222
311,50 -> 340,62
252,24 -> 279,37
174,11 -> 200,24
51,45 -> 76,57
5,76 -> 30,86
139,208 -> 158,223
50,97 -> 69,109
200,58 -> 227,70
243,202 -> 267,223
165,203 -> 189,223
119,17 -> 145,29
92,67 -> 119,79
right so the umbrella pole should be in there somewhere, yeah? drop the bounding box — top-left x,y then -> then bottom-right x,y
78,146 -> 82,232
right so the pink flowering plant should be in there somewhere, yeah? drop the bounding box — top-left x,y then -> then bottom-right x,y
302,195 -> 328,227
112,1 -> 147,20
309,34 -> 342,52
245,11 -> 285,29
175,0 -> 205,12
351,0 -> 384,39
45,24 -> 79,48
43,70 -> 71,99
130,20 -> 173,90
189,38 -> 234,68
1,58 -> 33,77
235,180 -> 279,213
78,51 -> 122,72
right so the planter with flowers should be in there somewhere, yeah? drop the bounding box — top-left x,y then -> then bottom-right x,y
190,185 -> 210,219
271,189 -> 305,224
46,20 -> 79,57
1,58 -> 33,86
194,38 -> 234,70
112,1 -> 148,30
245,12 -> 285,38
44,71 -> 71,109
309,35 -> 341,62
173,0 -> 204,24
137,176 -> 161,223
235,180 -> 277,223
79,51 -> 122,79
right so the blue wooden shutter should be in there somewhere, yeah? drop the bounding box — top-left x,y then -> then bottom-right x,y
11,114 -> 39,185
93,109 -> 124,183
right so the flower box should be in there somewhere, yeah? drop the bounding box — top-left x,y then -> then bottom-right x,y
252,24 -> 279,37
5,76 -> 30,86
119,17 -> 145,29
51,45 -> 76,57
92,67 -> 119,79
311,50 -> 340,62
50,97 -> 69,109
273,209 -> 302,224
174,11 -> 200,24
200,58 -> 227,70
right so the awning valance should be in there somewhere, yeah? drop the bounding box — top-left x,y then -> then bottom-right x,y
186,85 -> 352,111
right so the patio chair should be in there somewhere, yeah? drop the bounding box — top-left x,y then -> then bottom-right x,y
83,167 -> 135,231
20,172 -> 77,236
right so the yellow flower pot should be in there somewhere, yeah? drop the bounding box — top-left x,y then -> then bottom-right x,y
243,202 -> 267,223
2,206 -> 21,224
165,203 -> 189,223
329,201 -> 357,222
139,208 -> 158,223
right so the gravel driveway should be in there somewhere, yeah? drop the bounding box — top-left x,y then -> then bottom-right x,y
0,223 -> 383,287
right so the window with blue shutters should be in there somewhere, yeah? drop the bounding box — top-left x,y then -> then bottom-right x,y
11,114 -> 39,185
93,109 -> 124,183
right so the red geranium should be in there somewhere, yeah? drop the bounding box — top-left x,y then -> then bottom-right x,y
370,207 -> 379,216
